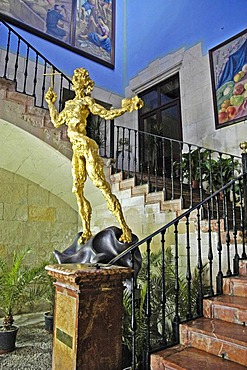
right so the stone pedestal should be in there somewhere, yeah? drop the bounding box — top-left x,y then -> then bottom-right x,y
45,263 -> 132,370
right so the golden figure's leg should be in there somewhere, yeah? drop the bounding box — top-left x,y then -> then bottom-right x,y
72,153 -> 93,244
86,149 -> 132,243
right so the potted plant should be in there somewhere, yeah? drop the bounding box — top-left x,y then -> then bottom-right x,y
174,148 -> 210,188
0,248 -> 46,353
204,156 -> 241,196
43,274 -> 55,333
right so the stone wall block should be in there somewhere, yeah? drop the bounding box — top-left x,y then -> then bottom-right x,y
0,183 -> 27,204
4,203 -> 28,222
28,205 -> 56,222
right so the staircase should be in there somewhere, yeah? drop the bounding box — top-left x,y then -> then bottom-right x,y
0,77 -> 72,159
1,19 -> 247,370
151,260 -> 247,369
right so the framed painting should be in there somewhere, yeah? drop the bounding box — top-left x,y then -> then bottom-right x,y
209,28 -> 247,129
0,0 -> 115,69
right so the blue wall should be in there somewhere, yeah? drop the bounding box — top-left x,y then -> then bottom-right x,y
2,0 -> 247,95
126,0 -> 247,83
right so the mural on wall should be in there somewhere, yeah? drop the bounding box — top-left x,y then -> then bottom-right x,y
0,0 -> 115,68
209,28 -> 247,129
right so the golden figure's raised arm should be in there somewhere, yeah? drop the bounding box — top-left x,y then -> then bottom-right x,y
45,87 -> 66,128
87,95 -> 144,120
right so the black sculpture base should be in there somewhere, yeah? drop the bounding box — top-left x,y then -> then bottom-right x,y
53,226 -> 142,278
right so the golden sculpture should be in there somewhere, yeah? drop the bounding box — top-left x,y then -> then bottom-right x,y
45,67 -> 143,244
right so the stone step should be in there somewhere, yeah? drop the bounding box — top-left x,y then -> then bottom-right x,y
145,190 -> 165,204
151,345 -> 247,370
119,177 -> 135,190
223,275 -> 247,297
239,259 -> 247,276
5,90 -> 34,105
203,295 -> 247,325
180,317 -> 247,367
110,172 -> 122,184
160,198 -> 182,212
131,183 -> 149,197
21,112 -> 46,127
0,78 -> 16,91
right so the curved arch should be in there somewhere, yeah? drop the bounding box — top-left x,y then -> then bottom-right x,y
0,119 -> 105,210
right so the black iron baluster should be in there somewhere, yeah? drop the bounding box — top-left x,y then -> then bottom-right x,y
23,45 -> 30,94
121,127 -> 125,177
103,119 -> 107,157
41,61 -> 47,108
239,179 -> 246,258
154,136 -> 158,192
224,193 -> 232,276
218,153 -> 225,221
170,140 -> 174,200
232,181 -> 239,274
207,200 -> 214,296
172,221 -> 180,342
208,151 -> 214,213
57,71 -> 63,111
188,144 -> 194,208
198,148 -> 203,203
144,238 -> 152,370
3,28 -> 11,79
32,54 -> 39,98
241,144 -> 247,258
130,250 -> 137,370
109,120 -> 114,159
179,141 -> 184,208
185,214 -> 192,319
196,206 -> 203,316
216,193 -> 223,294
13,36 -> 21,82
147,144 -> 151,192
161,230 -> 167,345
127,128 -> 131,178
140,132 -> 144,185
115,126 -> 120,173
134,129 -> 137,182
162,138 -> 167,200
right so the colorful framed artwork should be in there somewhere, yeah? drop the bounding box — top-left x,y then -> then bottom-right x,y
209,28 -> 247,129
0,0 -> 115,69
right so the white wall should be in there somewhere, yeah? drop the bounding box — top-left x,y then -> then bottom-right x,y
126,42 -> 245,157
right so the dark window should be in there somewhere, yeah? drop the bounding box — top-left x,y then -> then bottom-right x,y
138,74 -> 182,173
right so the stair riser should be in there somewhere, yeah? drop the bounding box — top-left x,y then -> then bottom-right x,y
180,328 -> 247,366
204,301 -> 247,325
239,260 -> 247,276
223,280 -> 247,297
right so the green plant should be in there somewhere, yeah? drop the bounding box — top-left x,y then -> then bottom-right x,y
0,248 -> 47,331
175,148 -> 210,183
204,156 -> 241,193
122,248 -> 209,368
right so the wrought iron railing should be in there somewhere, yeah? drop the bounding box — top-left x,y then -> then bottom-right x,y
0,17 -> 242,204
109,171 -> 247,370
113,126 -> 242,206
0,18 -> 73,111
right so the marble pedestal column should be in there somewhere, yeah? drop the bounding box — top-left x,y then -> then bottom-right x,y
45,263 -> 132,370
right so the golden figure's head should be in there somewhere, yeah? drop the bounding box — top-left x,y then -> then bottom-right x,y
72,68 -> 95,96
